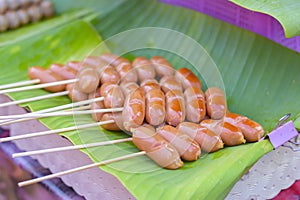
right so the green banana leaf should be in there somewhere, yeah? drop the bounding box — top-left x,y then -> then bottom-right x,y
0,0 -> 299,199
230,0 -> 300,38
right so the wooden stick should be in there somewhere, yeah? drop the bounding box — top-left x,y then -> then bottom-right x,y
0,79 -> 40,90
18,151 -> 146,187
0,79 -> 78,94
13,138 -> 133,158
0,91 -> 69,108
0,107 -> 123,120
0,120 -> 115,142
0,97 -> 104,126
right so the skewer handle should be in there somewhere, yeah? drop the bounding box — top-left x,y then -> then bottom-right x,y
13,138 -> 133,157
18,151 -> 146,187
0,79 -> 40,90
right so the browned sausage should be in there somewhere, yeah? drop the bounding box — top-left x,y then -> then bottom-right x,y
145,89 -> 165,126
100,112 -> 124,131
132,126 -> 183,169
88,88 -> 105,122
99,65 -> 121,84
224,113 -> 264,142
150,56 -> 174,77
122,88 -> 145,131
132,57 -> 156,82
66,61 -> 82,72
28,66 -> 66,92
66,83 -> 88,102
49,63 -> 77,80
160,76 -> 182,93
140,79 -> 160,94
177,122 -> 224,152
200,119 -> 246,146
100,53 -> 128,67
205,87 -> 227,120
100,83 -> 125,108
157,125 -> 201,161
76,68 -> 100,93
184,86 -> 206,123
165,90 -> 185,126
120,81 -> 139,96
175,68 -> 202,90
83,56 -> 106,68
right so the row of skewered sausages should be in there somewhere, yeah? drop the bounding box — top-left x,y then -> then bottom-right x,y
0,0 -> 54,32
27,53 -> 265,169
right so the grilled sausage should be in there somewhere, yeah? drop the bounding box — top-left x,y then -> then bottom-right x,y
0,15 -> 8,32
157,125 -> 201,161
132,126 -> 183,169
28,66 -> 66,92
49,63 -> 77,80
184,86 -> 206,123
76,67 -> 100,93
0,0 -> 7,14
100,83 -> 125,108
27,5 -> 42,22
99,65 -> 120,84
66,83 -> 88,102
145,89 -> 165,126
100,112 -> 124,131
175,68 -> 202,90
100,53 -> 128,67
67,61 -> 82,72
122,88 -> 145,131
200,119 -> 246,146
83,56 -> 107,68
165,90 -> 185,126
88,88 -> 105,122
224,113 -> 264,142
205,87 -> 227,120
140,78 -> 160,94
16,9 -> 30,25
5,11 -> 20,29
160,76 -> 182,93
177,122 -> 224,152
150,56 -> 174,77
120,81 -> 139,96
40,0 -> 54,18
132,57 -> 156,82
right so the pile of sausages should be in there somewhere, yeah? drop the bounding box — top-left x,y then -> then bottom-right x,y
0,0 -> 54,32
27,53 -> 265,169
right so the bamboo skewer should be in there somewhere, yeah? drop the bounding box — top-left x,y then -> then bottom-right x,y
0,120 -> 115,142
0,79 -> 40,90
0,107 -> 123,120
18,151 -> 146,187
13,138 -> 133,158
0,79 -> 78,94
0,97 -> 104,126
0,91 -> 69,108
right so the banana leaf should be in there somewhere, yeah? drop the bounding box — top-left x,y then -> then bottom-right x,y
230,0 -> 300,38
0,0 -> 299,199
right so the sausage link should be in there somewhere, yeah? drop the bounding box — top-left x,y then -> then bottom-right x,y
184,86 -> 206,123
150,56 -> 174,77
88,88 -> 105,122
66,83 -> 88,102
115,61 -> 138,83
76,68 -> 100,93
145,89 -> 165,126
120,81 -> 139,96
67,61 -> 82,72
49,63 -> 77,80
83,56 -> 108,68
165,90 -> 185,126
100,112 -> 124,131
28,66 -> 66,92
157,125 -> 201,161
225,113 -> 264,142
160,76 -> 182,93
99,65 -> 120,84
140,78 -> 160,94
100,53 -> 128,67
132,126 -> 183,169
132,57 -> 156,82
175,68 -> 202,90
177,122 -> 224,152
205,87 -> 227,119
122,88 -> 145,131
100,83 -> 125,108
200,119 -> 246,146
